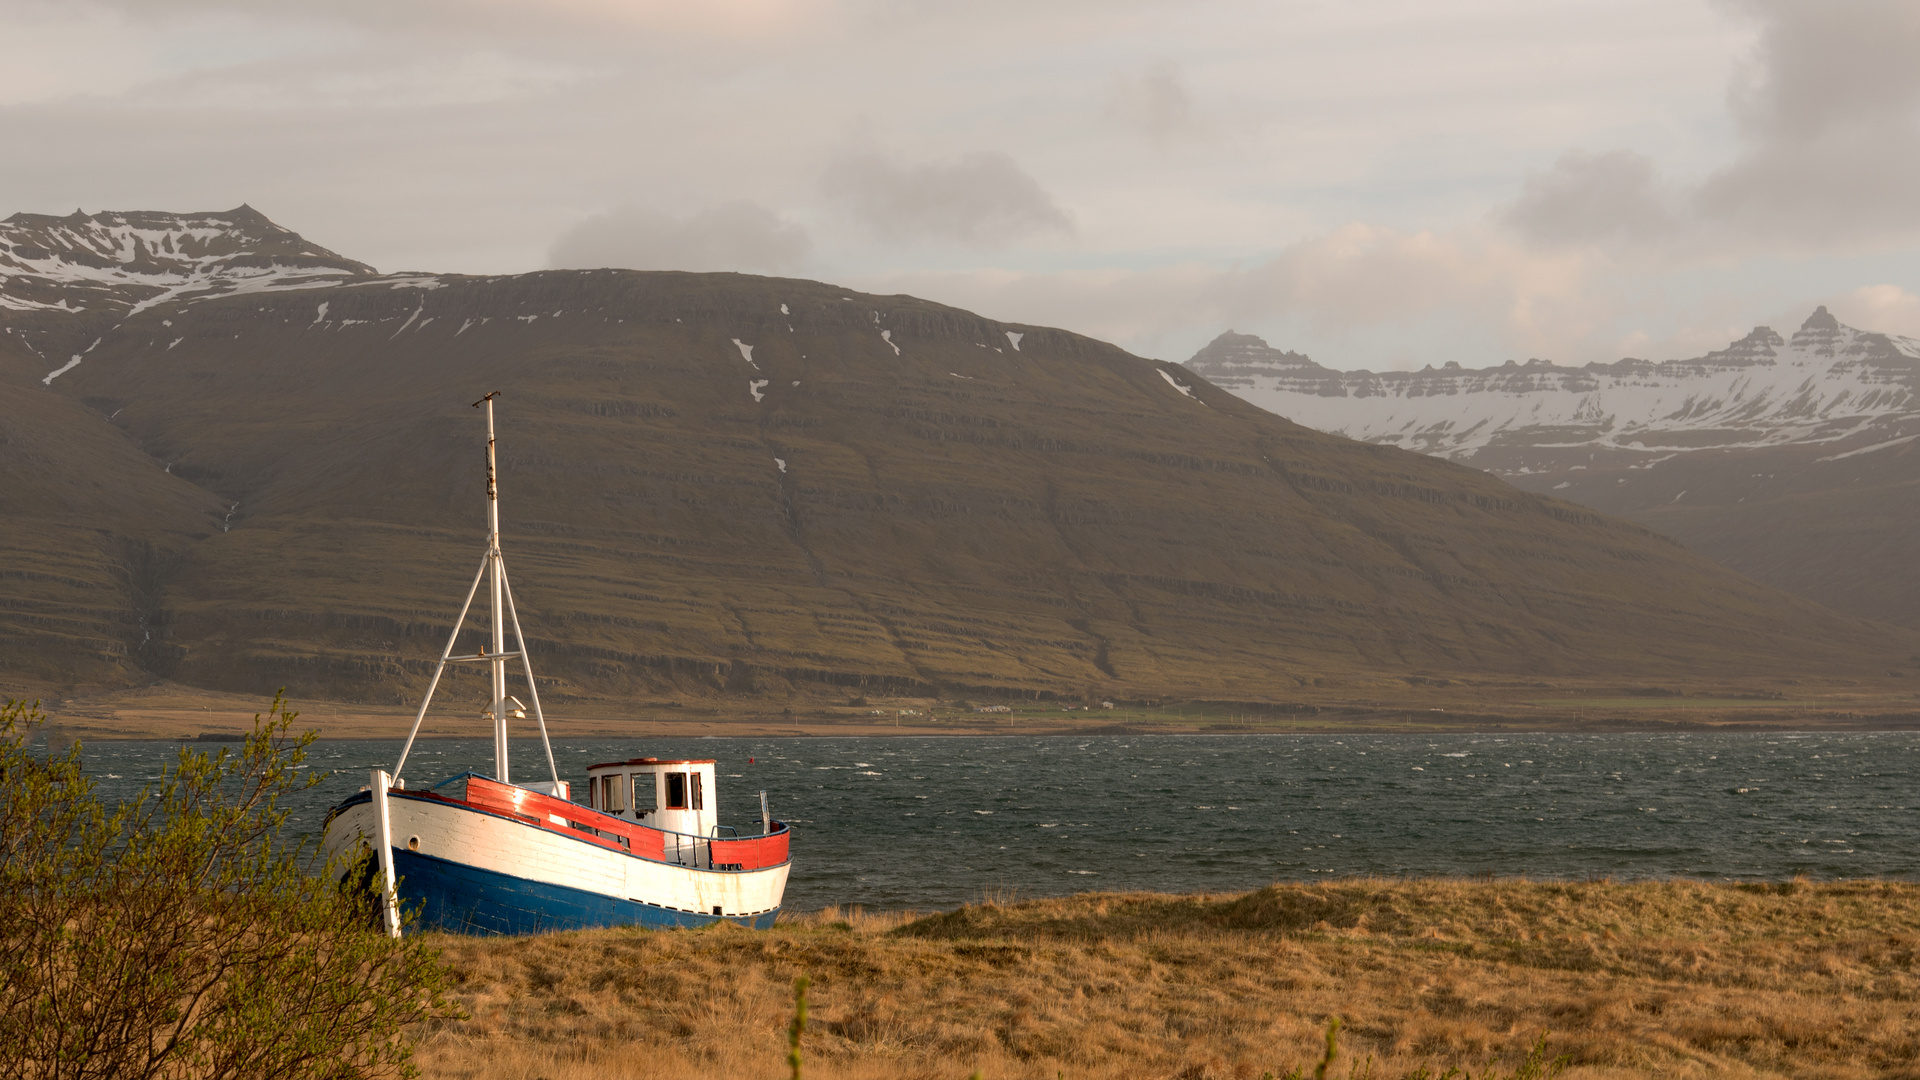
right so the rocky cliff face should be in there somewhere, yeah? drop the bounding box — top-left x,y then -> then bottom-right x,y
5,207 -> 1914,706
1184,309 -> 1920,472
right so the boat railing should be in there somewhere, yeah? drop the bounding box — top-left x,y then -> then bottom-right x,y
429,771 -> 484,797
438,775 -> 791,870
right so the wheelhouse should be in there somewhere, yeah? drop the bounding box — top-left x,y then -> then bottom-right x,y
587,757 -> 717,839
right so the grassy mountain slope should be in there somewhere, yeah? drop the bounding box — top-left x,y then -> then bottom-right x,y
10,268 -> 1917,706
1512,438 -> 1920,632
0,363 -> 226,686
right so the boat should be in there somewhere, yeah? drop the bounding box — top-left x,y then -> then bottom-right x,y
321,393 -> 791,936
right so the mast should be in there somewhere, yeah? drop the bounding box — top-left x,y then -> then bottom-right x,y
389,393 -> 562,793
483,392 -> 508,784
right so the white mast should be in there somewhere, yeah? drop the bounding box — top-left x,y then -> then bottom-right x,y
390,392 -> 562,792
483,392 -> 509,784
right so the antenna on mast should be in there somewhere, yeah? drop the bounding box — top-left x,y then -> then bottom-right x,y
390,392 -> 561,793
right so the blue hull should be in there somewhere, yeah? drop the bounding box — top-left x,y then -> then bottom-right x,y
390,847 -> 781,935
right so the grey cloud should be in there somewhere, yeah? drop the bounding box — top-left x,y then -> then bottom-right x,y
1502,1 -> 1920,253
1722,0 -> 1920,141
821,151 -> 1072,246
1695,136 -> 1920,242
548,201 -> 811,274
1500,150 -> 1678,249
1106,61 -> 1198,146
1694,0 -> 1920,243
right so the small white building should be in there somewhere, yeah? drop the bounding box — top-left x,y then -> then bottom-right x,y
585,757 -> 718,841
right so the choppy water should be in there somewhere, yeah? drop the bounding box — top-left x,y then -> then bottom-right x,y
70,732 -> 1920,912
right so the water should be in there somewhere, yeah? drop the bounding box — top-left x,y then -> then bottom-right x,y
70,732 -> 1920,912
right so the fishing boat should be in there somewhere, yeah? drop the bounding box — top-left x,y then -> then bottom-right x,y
321,393 -> 791,936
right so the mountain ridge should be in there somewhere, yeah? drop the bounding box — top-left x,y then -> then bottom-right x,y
5,208 -> 1916,708
1183,308 -> 1920,469
1,205 -> 377,381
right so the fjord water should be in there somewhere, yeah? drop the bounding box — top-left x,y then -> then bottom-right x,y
75,733 -> 1920,912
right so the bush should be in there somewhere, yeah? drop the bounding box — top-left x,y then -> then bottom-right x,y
0,695 -> 459,1080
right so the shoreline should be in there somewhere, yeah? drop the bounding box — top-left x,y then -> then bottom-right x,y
60,718 -> 1920,734
22,679 -> 1920,741
39,710 -> 1920,742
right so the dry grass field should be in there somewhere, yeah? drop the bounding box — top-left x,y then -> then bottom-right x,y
414,879 -> 1920,1080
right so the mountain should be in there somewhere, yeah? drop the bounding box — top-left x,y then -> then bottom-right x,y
1,206 -> 374,327
1184,310 -> 1920,469
1184,313 -> 1920,629
4,207 -> 1916,709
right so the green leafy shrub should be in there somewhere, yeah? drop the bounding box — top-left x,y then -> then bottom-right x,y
0,695 -> 459,1080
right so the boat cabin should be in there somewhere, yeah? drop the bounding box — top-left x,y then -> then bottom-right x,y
585,757 -> 717,838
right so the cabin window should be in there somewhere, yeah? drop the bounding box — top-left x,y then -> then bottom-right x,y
666,771 -> 688,809
604,773 -> 627,813
691,771 -> 704,811
632,773 -> 657,812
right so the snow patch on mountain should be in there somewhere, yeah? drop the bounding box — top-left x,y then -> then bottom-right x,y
42,356 -> 81,384
390,298 -> 426,338
1157,367 -> 1203,403
1816,434 -> 1920,462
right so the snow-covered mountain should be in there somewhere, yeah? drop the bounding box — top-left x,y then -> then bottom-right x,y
0,206 -> 373,320
1184,310 -> 1920,631
1184,309 -> 1920,478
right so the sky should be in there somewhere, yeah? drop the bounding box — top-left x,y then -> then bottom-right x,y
3,0 -> 1918,369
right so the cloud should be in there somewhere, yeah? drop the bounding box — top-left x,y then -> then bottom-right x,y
548,201 -> 812,273
65,0 -> 825,40
821,151 -> 1072,246
1722,0 -> 1920,142
1693,0 -> 1920,244
859,220 -> 1602,366
1234,225 -> 1503,329
1228,224 -> 1606,360
1832,284 -> 1920,339
1501,0 -> 1920,256
146,49 -> 592,112
1499,150 -> 1678,249
9,0 -> 1913,375
1105,61 -> 1199,146
1495,1 -> 1920,256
